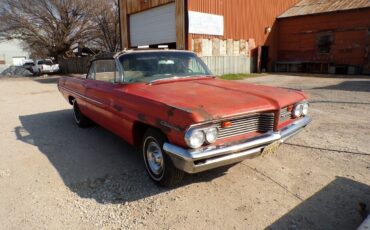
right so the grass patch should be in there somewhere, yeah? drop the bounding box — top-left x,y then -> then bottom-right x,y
219,73 -> 266,80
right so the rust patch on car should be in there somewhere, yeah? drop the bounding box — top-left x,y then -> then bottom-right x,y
168,105 -> 215,122
192,106 -> 214,121
167,108 -> 175,117
168,105 -> 193,114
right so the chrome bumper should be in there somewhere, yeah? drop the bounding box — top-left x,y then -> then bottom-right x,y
163,116 -> 311,174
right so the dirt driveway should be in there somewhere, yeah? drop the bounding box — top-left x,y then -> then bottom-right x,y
0,75 -> 369,229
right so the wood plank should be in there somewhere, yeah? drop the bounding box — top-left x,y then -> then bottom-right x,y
220,40 -> 227,56
233,40 -> 240,56
176,0 -> 186,49
226,39 -> 233,56
239,39 -> 246,56
202,39 -> 212,56
212,38 -> 220,56
119,0 -> 129,49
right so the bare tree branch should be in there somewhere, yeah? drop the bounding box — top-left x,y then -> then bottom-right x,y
0,0 -> 120,59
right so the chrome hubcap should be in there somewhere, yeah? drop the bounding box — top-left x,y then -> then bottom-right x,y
146,141 -> 164,176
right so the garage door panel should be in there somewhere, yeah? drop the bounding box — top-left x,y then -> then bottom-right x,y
130,3 -> 176,47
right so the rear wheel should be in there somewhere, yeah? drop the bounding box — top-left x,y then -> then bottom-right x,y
142,129 -> 184,187
33,69 -> 40,76
72,100 -> 92,128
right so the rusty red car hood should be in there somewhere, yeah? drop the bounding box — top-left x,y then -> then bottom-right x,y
128,78 -> 307,123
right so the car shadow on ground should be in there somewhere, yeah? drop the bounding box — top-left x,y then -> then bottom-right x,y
32,76 -> 60,84
15,109 -> 230,204
313,80 -> 370,93
267,177 -> 370,230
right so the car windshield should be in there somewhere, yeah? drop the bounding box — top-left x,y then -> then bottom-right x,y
118,51 -> 212,83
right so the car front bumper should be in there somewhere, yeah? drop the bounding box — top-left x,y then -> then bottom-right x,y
163,116 -> 311,174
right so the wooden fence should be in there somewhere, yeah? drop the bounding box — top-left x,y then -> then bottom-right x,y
59,57 -> 91,74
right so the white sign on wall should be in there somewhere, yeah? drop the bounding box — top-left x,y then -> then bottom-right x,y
188,11 -> 224,36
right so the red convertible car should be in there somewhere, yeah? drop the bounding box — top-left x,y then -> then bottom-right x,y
58,50 -> 311,187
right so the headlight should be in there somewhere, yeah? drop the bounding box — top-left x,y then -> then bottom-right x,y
293,104 -> 302,118
205,127 -> 218,144
185,129 -> 205,149
184,126 -> 219,148
293,102 -> 309,118
302,103 -> 309,116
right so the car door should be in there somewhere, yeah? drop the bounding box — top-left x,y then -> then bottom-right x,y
84,59 -> 130,138
77,61 -> 98,118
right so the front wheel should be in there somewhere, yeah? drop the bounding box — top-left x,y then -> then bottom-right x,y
142,129 -> 184,187
72,100 -> 92,128
33,69 -> 40,76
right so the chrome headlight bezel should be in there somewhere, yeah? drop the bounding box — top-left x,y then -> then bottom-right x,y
293,101 -> 309,118
184,126 -> 219,149
204,127 -> 218,144
184,129 -> 205,149
302,103 -> 309,116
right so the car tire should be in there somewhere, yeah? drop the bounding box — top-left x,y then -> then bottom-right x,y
142,128 -> 184,187
72,100 -> 92,128
33,70 -> 38,76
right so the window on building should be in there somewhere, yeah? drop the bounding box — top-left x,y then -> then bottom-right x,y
317,32 -> 333,54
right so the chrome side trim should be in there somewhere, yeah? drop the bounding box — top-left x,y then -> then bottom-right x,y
159,121 -> 181,132
59,86 -> 104,106
164,116 -> 311,174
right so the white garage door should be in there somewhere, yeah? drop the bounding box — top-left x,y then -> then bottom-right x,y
129,3 -> 176,47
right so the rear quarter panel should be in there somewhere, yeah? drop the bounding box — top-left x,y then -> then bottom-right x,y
58,76 -> 89,115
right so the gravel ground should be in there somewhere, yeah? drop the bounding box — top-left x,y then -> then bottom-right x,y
0,75 -> 369,229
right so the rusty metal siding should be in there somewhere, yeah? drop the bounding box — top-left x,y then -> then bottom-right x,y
187,0 -> 299,47
279,0 -> 370,18
277,8 -> 370,68
126,0 -> 175,14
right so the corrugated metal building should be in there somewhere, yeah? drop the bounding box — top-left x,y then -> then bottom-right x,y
119,0 -> 298,74
276,0 -> 370,74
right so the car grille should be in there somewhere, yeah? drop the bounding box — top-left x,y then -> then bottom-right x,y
279,107 -> 293,122
217,113 -> 275,139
